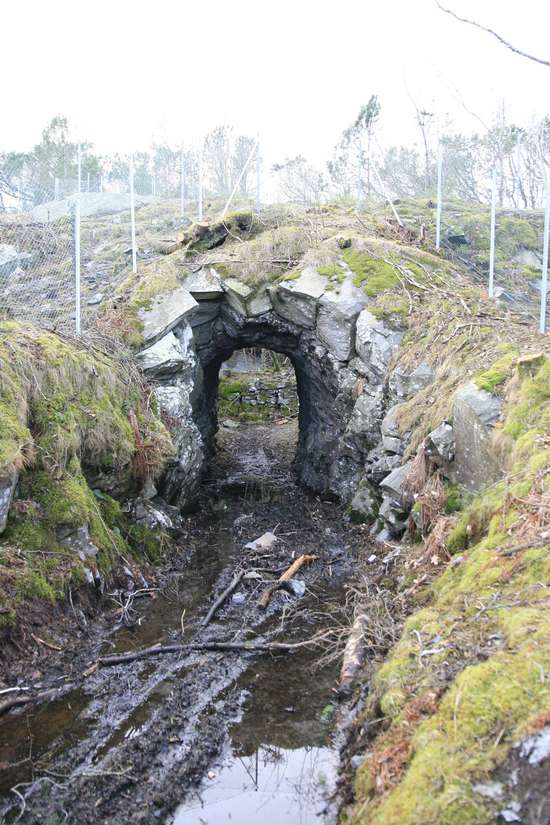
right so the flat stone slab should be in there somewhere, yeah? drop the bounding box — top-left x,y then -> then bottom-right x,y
380,461 -> 413,504
452,381 -> 503,490
137,331 -> 186,377
269,267 -> 328,328
139,286 -> 198,346
316,279 -> 367,361
183,267 -> 224,300
389,362 -> 434,401
223,278 -> 253,316
247,287 -> 272,316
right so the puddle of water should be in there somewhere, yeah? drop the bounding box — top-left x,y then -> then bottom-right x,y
0,688 -> 89,796
173,743 -> 335,825
0,528 -> 234,798
172,599 -> 341,824
110,530 -> 234,654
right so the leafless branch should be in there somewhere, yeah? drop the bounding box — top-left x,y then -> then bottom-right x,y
436,2 -> 550,68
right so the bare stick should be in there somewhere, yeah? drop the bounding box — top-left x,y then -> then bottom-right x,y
435,3 -> 550,68
98,638 -> 314,666
257,553 -> 319,609
0,688 -> 62,717
202,569 -> 245,627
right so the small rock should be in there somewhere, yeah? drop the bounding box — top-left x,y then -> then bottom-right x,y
286,579 -> 306,597
499,800 -> 521,823
87,292 -> 104,306
519,725 -> 550,765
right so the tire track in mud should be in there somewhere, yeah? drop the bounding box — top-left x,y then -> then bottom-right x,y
1,422 -> 371,824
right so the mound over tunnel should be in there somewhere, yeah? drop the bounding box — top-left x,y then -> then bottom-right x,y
135,263 -> 395,510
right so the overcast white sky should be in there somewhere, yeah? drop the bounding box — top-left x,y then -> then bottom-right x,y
2,0 -> 549,169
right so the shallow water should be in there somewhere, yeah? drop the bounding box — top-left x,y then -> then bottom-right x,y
0,420 -> 352,824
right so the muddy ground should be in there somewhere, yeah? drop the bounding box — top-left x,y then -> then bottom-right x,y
0,419 -> 375,825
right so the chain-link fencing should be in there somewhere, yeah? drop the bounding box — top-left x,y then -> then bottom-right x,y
0,148 -> 549,337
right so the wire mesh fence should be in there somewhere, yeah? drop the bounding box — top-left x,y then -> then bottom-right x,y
0,209 -> 75,331
0,147 -> 549,338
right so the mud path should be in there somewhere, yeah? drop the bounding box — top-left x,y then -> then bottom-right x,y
0,421 -> 371,825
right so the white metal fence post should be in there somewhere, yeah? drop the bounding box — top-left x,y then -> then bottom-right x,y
255,135 -> 261,213
180,149 -> 185,218
198,141 -> 203,221
129,154 -> 137,274
488,168 -> 497,298
77,144 -> 82,196
435,143 -> 443,250
75,145 -> 82,335
75,200 -> 81,335
539,182 -> 550,334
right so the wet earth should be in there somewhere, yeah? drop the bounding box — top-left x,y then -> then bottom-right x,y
0,419 -> 373,825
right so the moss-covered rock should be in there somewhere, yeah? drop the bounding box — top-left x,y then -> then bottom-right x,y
0,321 -> 174,630
182,210 -> 258,252
344,357 -> 550,825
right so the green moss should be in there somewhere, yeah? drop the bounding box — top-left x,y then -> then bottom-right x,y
474,352 -> 517,393
343,249 -> 399,296
346,357 -> 550,825
318,263 -> 343,280
16,571 -> 56,603
0,322 -> 174,619
443,482 -> 464,514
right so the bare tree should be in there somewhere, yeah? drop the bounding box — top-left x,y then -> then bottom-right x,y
273,156 -> 326,205
203,125 -> 233,196
232,135 -> 256,196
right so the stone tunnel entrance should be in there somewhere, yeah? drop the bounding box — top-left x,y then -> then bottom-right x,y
137,265 -> 392,514
194,313 -> 350,493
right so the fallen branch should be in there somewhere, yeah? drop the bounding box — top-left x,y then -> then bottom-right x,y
202,569 -> 245,626
257,553 -> 318,609
98,638 -> 314,666
338,611 -> 368,698
30,633 -> 62,652
0,688 -> 64,717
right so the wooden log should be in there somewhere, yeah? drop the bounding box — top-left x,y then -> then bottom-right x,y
98,638 -> 313,667
202,569 -> 245,627
257,553 -> 318,609
338,611 -> 368,697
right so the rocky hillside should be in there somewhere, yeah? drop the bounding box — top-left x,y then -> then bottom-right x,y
0,202 -> 548,821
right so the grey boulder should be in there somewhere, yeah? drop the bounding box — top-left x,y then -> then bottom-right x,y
0,466 -> 19,534
389,362 -> 434,401
452,382 -> 502,491
355,310 -> 404,378
139,286 -> 197,346
316,279 -> 368,361
269,267 -> 327,328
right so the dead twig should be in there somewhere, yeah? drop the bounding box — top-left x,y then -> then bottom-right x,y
98,638 -> 316,666
257,553 -> 319,609
202,569 -> 245,626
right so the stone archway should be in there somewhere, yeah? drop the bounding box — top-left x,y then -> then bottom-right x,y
136,265 -> 408,516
